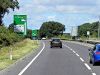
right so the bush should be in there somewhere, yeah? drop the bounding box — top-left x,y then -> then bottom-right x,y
0,26 -> 23,47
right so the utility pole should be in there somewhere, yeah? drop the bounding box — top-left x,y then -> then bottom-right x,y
98,16 -> 100,40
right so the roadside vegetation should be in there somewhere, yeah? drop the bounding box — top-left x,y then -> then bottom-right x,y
0,39 -> 39,70
0,0 -> 40,70
0,26 -> 23,48
53,34 -> 71,40
0,25 -> 39,70
78,21 -> 98,40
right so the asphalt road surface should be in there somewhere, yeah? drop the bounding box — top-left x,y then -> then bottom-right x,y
1,40 -> 100,75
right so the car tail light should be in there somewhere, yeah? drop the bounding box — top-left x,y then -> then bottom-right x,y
95,52 -> 100,54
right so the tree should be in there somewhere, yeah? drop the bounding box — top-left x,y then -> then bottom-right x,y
39,21 -> 65,38
78,21 -> 99,38
0,0 -> 19,25
0,26 -> 23,47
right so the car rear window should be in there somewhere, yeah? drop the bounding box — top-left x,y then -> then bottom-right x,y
52,39 -> 60,42
96,45 -> 100,50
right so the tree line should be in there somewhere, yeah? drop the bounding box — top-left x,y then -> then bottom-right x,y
0,0 -> 23,48
78,21 -> 99,38
39,21 -> 65,38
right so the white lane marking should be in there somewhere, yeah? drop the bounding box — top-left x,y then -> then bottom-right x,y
63,44 -> 97,75
92,73 -> 96,75
84,63 -> 91,70
80,58 -> 84,62
70,49 -> 73,51
76,53 -> 80,57
73,50 -> 76,53
18,42 -> 45,75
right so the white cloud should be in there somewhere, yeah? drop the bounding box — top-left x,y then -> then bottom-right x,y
55,5 -> 96,14
47,15 -> 56,21
4,0 -> 100,32
32,0 -> 96,6
15,0 -> 100,15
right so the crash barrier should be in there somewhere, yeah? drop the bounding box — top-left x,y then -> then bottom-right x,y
76,40 -> 100,45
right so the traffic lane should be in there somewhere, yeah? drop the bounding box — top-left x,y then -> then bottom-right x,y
63,41 -> 100,75
0,41 -> 44,75
22,40 -> 91,75
63,41 -> 90,63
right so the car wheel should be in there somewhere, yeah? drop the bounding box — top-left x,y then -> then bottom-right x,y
50,46 -> 52,48
89,59 -> 92,64
60,45 -> 62,48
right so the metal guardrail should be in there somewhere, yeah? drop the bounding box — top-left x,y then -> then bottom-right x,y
76,39 -> 100,45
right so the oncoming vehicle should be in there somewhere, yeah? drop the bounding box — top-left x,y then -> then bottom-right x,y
89,44 -> 100,65
50,38 -> 62,48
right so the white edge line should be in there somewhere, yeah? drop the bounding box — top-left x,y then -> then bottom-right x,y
18,42 -> 45,75
84,63 -> 91,70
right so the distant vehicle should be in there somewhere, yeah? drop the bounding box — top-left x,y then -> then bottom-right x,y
88,44 -> 100,65
50,38 -> 62,48
42,37 -> 46,40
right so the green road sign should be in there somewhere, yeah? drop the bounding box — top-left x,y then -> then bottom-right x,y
14,15 -> 27,36
32,30 -> 38,37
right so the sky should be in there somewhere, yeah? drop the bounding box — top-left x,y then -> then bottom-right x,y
3,0 -> 100,33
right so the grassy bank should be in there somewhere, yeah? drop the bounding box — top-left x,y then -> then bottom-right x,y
0,39 -> 39,70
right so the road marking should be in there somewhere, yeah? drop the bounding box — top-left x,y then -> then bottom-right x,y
80,58 -> 84,62
84,63 -> 91,70
73,50 -> 76,53
92,73 -> 96,75
63,44 -> 96,75
18,42 -> 45,75
76,53 -> 80,57
70,49 -> 73,51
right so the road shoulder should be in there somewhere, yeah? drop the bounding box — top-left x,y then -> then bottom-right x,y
0,41 -> 43,75
65,41 -> 94,48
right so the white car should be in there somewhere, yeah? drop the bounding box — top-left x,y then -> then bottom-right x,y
42,37 -> 46,40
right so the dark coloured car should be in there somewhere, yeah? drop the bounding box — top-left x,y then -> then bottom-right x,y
89,44 -> 100,65
50,38 -> 62,48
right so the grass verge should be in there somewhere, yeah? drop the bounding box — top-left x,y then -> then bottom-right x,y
0,39 -> 39,70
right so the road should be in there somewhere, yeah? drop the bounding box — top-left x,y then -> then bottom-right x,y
0,40 -> 100,75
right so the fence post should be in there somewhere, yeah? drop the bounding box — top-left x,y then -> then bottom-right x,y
9,48 -> 13,60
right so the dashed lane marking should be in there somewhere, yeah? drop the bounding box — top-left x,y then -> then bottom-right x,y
92,73 -> 96,75
76,53 -> 80,57
63,44 -> 96,75
80,58 -> 85,62
84,63 -> 91,70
